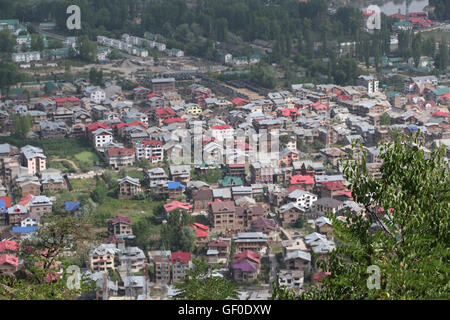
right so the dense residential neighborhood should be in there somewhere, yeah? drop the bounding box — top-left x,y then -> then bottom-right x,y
0,0 -> 448,302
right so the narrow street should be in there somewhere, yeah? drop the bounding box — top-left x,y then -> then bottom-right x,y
267,247 -> 278,294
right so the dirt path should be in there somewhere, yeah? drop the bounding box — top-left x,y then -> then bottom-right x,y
49,158 -> 81,172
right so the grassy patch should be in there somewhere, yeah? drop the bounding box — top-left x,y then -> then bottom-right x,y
95,197 -> 165,225
74,151 -> 101,166
69,177 -> 98,190
48,160 -> 76,173
0,137 -> 92,159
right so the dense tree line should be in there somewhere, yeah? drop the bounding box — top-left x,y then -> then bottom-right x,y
429,0 -> 450,20
0,62 -> 29,91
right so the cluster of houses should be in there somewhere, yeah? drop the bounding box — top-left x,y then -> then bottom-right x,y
0,42 -> 449,298
97,33 -> 185,59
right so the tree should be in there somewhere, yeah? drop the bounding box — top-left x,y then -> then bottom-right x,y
91,179 -> 108,204
380,113 -> 391,126
438,39 -> 448,72
48,39 -> 63,50
77,35 -> 97,63
160,209 -> 195,252
174,258 -> 239,300
273,132 -> 449,299
179,226 -> 197,252
12,114 -> 32,138
89,68 -> 103,86
0,30 -> 16,53
412,33 -> 422,68
0,213 -> 96,299
31,34 -> 45,51
136,158 -> 151,170
294,216 -> 307,228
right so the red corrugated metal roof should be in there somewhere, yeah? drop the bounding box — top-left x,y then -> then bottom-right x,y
0,196 -> 11,208
171,251 -> 191,263
107,147 -> 135,157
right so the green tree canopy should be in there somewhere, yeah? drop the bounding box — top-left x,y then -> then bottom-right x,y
274,132 -> 449,300
174,258 -> 239,300
12,114 -> 32,139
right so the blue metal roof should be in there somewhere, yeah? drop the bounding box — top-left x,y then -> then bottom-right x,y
0,199 -> 6,213
167,181 -> 185,189
65,201 -> 81,212
12,226 -> 38,233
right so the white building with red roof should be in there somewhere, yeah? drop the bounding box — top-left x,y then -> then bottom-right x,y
207,124 -> 235,142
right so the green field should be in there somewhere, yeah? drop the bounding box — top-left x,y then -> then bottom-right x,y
0,137 -> 92,158
0,137 -> 104,171
74,151 -> 101,166
69,177 -> 98,190
48,160 -> 76,173
95,197 -> 164,224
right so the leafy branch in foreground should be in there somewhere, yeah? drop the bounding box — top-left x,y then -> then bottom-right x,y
0,213 -> 98,300
273,132 -> 450,300
174,258 -> 239,300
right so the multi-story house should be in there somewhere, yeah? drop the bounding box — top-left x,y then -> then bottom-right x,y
107,215 -> 133,238
85,86 -> 106,104
284,250 -> 311,271
41,175 -> 67,193
250,162 -> 274,184
106,148 -> 135,169
193,189 -> 213,212
357,75 -> 379,94
7,204 -> 28,226
227,163 -> 246,180
210,201 -> 237,234
28,196 -> 53,217
89,244 -> 119,273
151,107 -> 175,125
278,270 -> 304,291
135,140 -> 163,163
286,189 -> 318,210
20,145 -> 46,175
232,250 -> 261,282
171,251 -> 192,283
278,203 -> 305,226
232,232 -> 268,254
313,198 -> 344,216
207,125 -> 235,142
207,238 -> 231,266
133,86 -> 151,101
145,168 -> 168,187
117,176 -> 142,199
169,165 -> 191,184
15,176 -> 41,197
91,128 -> 114,150
12,51 -> 41,63
150,250 -> 171,284
118,246 -> 146,274
278,149 -> 299,167
151,78 -> 176,94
